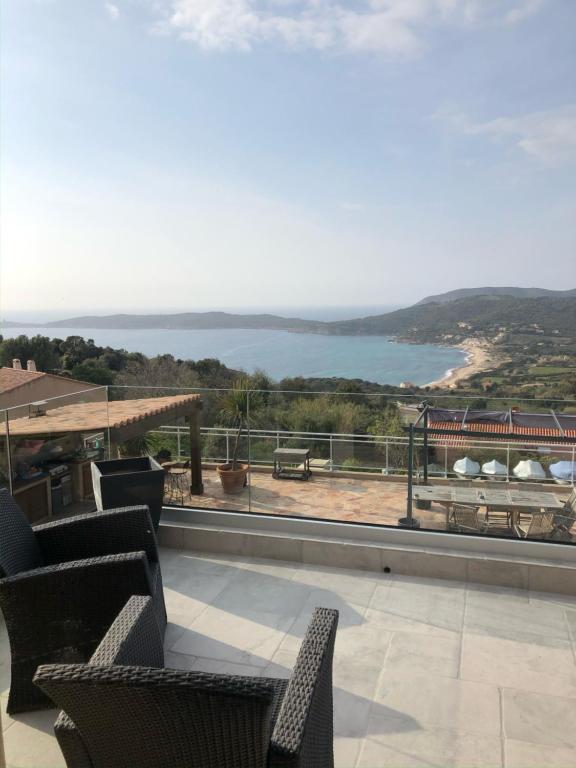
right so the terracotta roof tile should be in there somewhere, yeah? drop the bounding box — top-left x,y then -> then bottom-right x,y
1,395 -> 201,436
0,367 -> 46,393
429,420 -> 576,445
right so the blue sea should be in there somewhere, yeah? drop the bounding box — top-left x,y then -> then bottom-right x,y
1,325 -> 466,386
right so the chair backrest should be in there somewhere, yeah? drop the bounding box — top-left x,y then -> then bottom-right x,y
452,504 -> 481,531
0,488 -> 44,578
526,511 -> 555,539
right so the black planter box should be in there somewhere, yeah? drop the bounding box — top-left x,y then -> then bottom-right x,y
91,456 -> 165,530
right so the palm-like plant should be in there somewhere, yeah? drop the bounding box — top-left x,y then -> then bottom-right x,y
219,377 -> 261,470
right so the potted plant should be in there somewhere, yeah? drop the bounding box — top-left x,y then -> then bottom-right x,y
217,378 -> 259,494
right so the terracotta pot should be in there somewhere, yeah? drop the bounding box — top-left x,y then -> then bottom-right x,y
217,463 -> 249,494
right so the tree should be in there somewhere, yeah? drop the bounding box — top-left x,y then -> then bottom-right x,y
70,360 -> 115,386
0,335 -> 60,372
113,355 -> 200,396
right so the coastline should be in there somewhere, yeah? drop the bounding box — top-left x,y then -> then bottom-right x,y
425,339 -> 494,389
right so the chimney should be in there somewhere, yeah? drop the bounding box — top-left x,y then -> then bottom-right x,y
27,360 -> 37,372
12,359 -> 22,370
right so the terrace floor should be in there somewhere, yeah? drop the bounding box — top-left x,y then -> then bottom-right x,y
2,548 -> 576,767
169,468 -> 449,528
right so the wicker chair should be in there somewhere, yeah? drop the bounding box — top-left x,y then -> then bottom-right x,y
0,489 -> 166,714
35,596 -> 339,768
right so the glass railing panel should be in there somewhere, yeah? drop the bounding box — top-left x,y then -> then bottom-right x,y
4,386 -> 110,524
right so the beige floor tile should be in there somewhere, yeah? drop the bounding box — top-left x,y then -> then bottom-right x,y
334,736 -> 363,768
374,670 -> 501,735
335,623 -> 393,667
358,722 -> 503,768
385,630 -> 461,678
502,688 -> 576,749
465,588 -> 570,646
211,568 -> 311,615
461,632 -> 576,698
366,580 -> 465,637
3,710 -> 64,768
504,738 -> 576,767
291,565 -> 381,606
171,606 -> 292,666
334,661 -> 383,700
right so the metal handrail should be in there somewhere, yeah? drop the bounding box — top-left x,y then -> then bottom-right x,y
148,424 -> 576,483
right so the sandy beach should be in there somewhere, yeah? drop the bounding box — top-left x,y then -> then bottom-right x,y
425,339 -> 495,389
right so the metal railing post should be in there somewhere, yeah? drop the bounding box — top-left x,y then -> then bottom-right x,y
506,444 -> 511,481
329,435 -> 334,471
226,431 -> 230,463
177,428 -> 181,459
385,438 -> 389,475
444,445 -> 448,478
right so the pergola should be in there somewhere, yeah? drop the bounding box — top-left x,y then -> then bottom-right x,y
2,394 -> 204,495
402,405 -> 576,527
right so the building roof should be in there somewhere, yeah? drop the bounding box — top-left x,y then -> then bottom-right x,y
423,407 -> 576,443
1,394 -> 202,443
0,366 -> 98,396
0,367 -> 46,393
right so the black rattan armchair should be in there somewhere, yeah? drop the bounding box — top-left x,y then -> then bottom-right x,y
35,596 -> 338,768
0,488 -> 167,714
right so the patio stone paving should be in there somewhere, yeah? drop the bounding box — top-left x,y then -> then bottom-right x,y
167,469 -> 449,529
2,548 -> 576,767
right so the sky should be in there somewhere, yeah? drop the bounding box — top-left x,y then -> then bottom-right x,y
1,0 -> 575,317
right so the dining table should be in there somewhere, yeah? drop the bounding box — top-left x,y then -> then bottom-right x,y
412,484 -> 564,529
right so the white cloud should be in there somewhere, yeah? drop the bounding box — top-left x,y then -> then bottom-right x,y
153,0 -> 546,54
434,105 -> 576,165
105,2 -> 120,20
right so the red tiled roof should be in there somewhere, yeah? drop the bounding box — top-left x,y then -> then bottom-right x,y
0,367 -> 46,393
429,420 -> 576,445
0,395 -> 201,436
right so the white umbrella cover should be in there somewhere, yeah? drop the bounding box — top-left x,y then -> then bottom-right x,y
453,457 -> 480,477
513,460 -> 546,480
482,459 -> 508,477
549,461 -> 576,482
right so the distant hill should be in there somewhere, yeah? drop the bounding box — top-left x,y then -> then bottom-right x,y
44,311 -> 324,332
8,291 -> 576,343
416,287 -> 576,305
326,296 -> 576,340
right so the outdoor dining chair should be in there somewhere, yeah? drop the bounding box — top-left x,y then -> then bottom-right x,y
0,489 -> 166,713
551,490 -> 576,541
514,510 -> 555,539
450,504 -> 511,535
35,596 -> 339,768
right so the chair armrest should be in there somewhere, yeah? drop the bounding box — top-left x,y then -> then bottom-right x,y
269,607 -> 339,768
34,506 -> 160,565
90,595 -> 164,667
0,552 -> 153,657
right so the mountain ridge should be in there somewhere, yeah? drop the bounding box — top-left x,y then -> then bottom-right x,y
416,287 -> 576,305
3,289 -> 576,341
